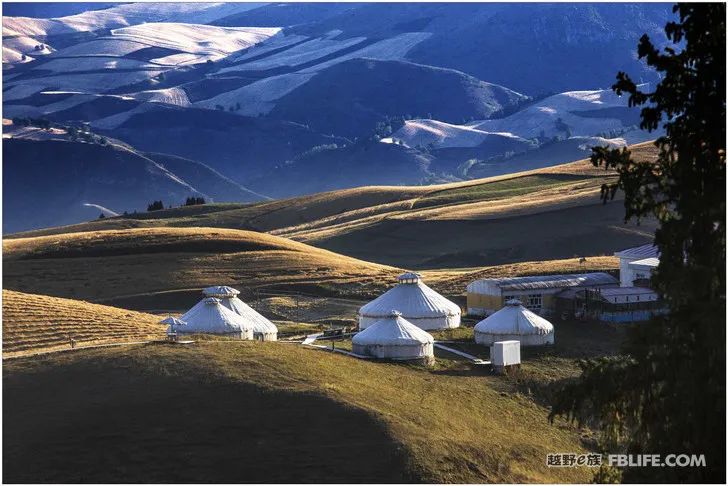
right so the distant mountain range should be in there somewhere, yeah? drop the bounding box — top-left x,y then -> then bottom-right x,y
2,2 -> 671,231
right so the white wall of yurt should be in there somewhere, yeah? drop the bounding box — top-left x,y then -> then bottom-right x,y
202,286 -> 278,341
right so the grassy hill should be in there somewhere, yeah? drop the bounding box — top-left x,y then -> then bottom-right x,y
7,142 -> 658,268
3,227 -> 400,308
2,289 -> 165,357
3,224 -> 620,317
3,340 -> 593,483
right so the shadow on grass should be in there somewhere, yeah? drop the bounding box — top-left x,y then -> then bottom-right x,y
3,355 -> 412,483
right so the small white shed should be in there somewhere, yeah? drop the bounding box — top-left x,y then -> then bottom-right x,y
614,244 -> 659,287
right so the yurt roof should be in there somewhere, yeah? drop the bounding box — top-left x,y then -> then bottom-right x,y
221,296 -> 278,334
359,276 -> 460,319
160,316 -> 186,326
353,311 -> 434,346
180,297 -> 254,334
202,286 -> 240,297
474,299 -> 554,336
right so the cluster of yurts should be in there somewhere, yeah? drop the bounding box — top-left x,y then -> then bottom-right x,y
162,273 -> 554,363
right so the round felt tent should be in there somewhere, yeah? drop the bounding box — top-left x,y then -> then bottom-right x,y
160,316 -> 186,338
358,273 -> 461,330
202,286 -> 278,341
179,297 -> 254,339
352,311 -> 434,364
473,299 -> 554,346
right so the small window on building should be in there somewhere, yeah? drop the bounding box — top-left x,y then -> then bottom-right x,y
526,294 -> 542,310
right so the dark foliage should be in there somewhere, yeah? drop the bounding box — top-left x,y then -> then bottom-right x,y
551,4 -> 725,482
147,200 -> 164,212
184,197 -> 206,206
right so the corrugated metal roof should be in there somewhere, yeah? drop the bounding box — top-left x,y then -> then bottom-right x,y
614,244 -> 659,259
471,272 -> 618,292
628,257 -> 659,268
598,287 -> 658,297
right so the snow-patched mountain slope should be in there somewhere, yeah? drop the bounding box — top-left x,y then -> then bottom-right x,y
2,35 -> 53,64
108,23 -> 281,63
392,88 -> 645,149
395,119 -> 530,149
196,32 -> 434,115
4,23 -> 281,100
2,3 -> 265,37
267,58 -> 527,138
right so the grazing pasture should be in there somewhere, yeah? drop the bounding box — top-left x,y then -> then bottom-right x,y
4,341 -> 594,483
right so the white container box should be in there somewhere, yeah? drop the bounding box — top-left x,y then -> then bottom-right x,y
491,340 -> 521,373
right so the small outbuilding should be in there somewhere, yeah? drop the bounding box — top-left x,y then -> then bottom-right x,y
358,273 -> 461,330
179,297 -> 254,339
202,286 -> 278,341
352,310 -> 435,365
614,244 -> 660,287
474,299 -> 554,346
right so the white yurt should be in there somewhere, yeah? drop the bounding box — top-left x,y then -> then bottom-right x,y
473,299 -> 554,346
202,286 -> 278,341
352,311 -> 435,364
358,273 -> 461,330
178,297 -> 254,339
160,316 -> 186,338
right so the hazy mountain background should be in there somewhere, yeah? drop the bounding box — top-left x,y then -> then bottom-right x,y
2,2 -> 671,232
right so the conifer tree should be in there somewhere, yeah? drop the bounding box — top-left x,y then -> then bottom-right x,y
551,4 -> 725,482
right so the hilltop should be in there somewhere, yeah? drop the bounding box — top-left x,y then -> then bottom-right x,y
7,142 -> 659,268
3,227 -> 400,309
267,58 -> 526,139
2,289 -> 165,357
4,341 -> 593,483
1,134 -> 264,233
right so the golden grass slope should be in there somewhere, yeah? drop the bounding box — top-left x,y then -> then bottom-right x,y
2,289 -> 165,357
3,227 -> 400,305
6,141 -> 659,241
4,341 -> 593,483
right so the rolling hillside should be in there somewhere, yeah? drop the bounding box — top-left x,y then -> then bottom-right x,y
3,3 -> 673,207
267,58 -> 527,138
2,289 -> 165,357
4,341 -> 593,483
6,142 -> 659,268
2,227 -> 400,308
1,127 -> 265,233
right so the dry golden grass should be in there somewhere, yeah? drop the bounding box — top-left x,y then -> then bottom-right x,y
4,341 -> 594,483
2,289 -> 165,357
3,227 -> 401,305
7,141 -> 658,242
